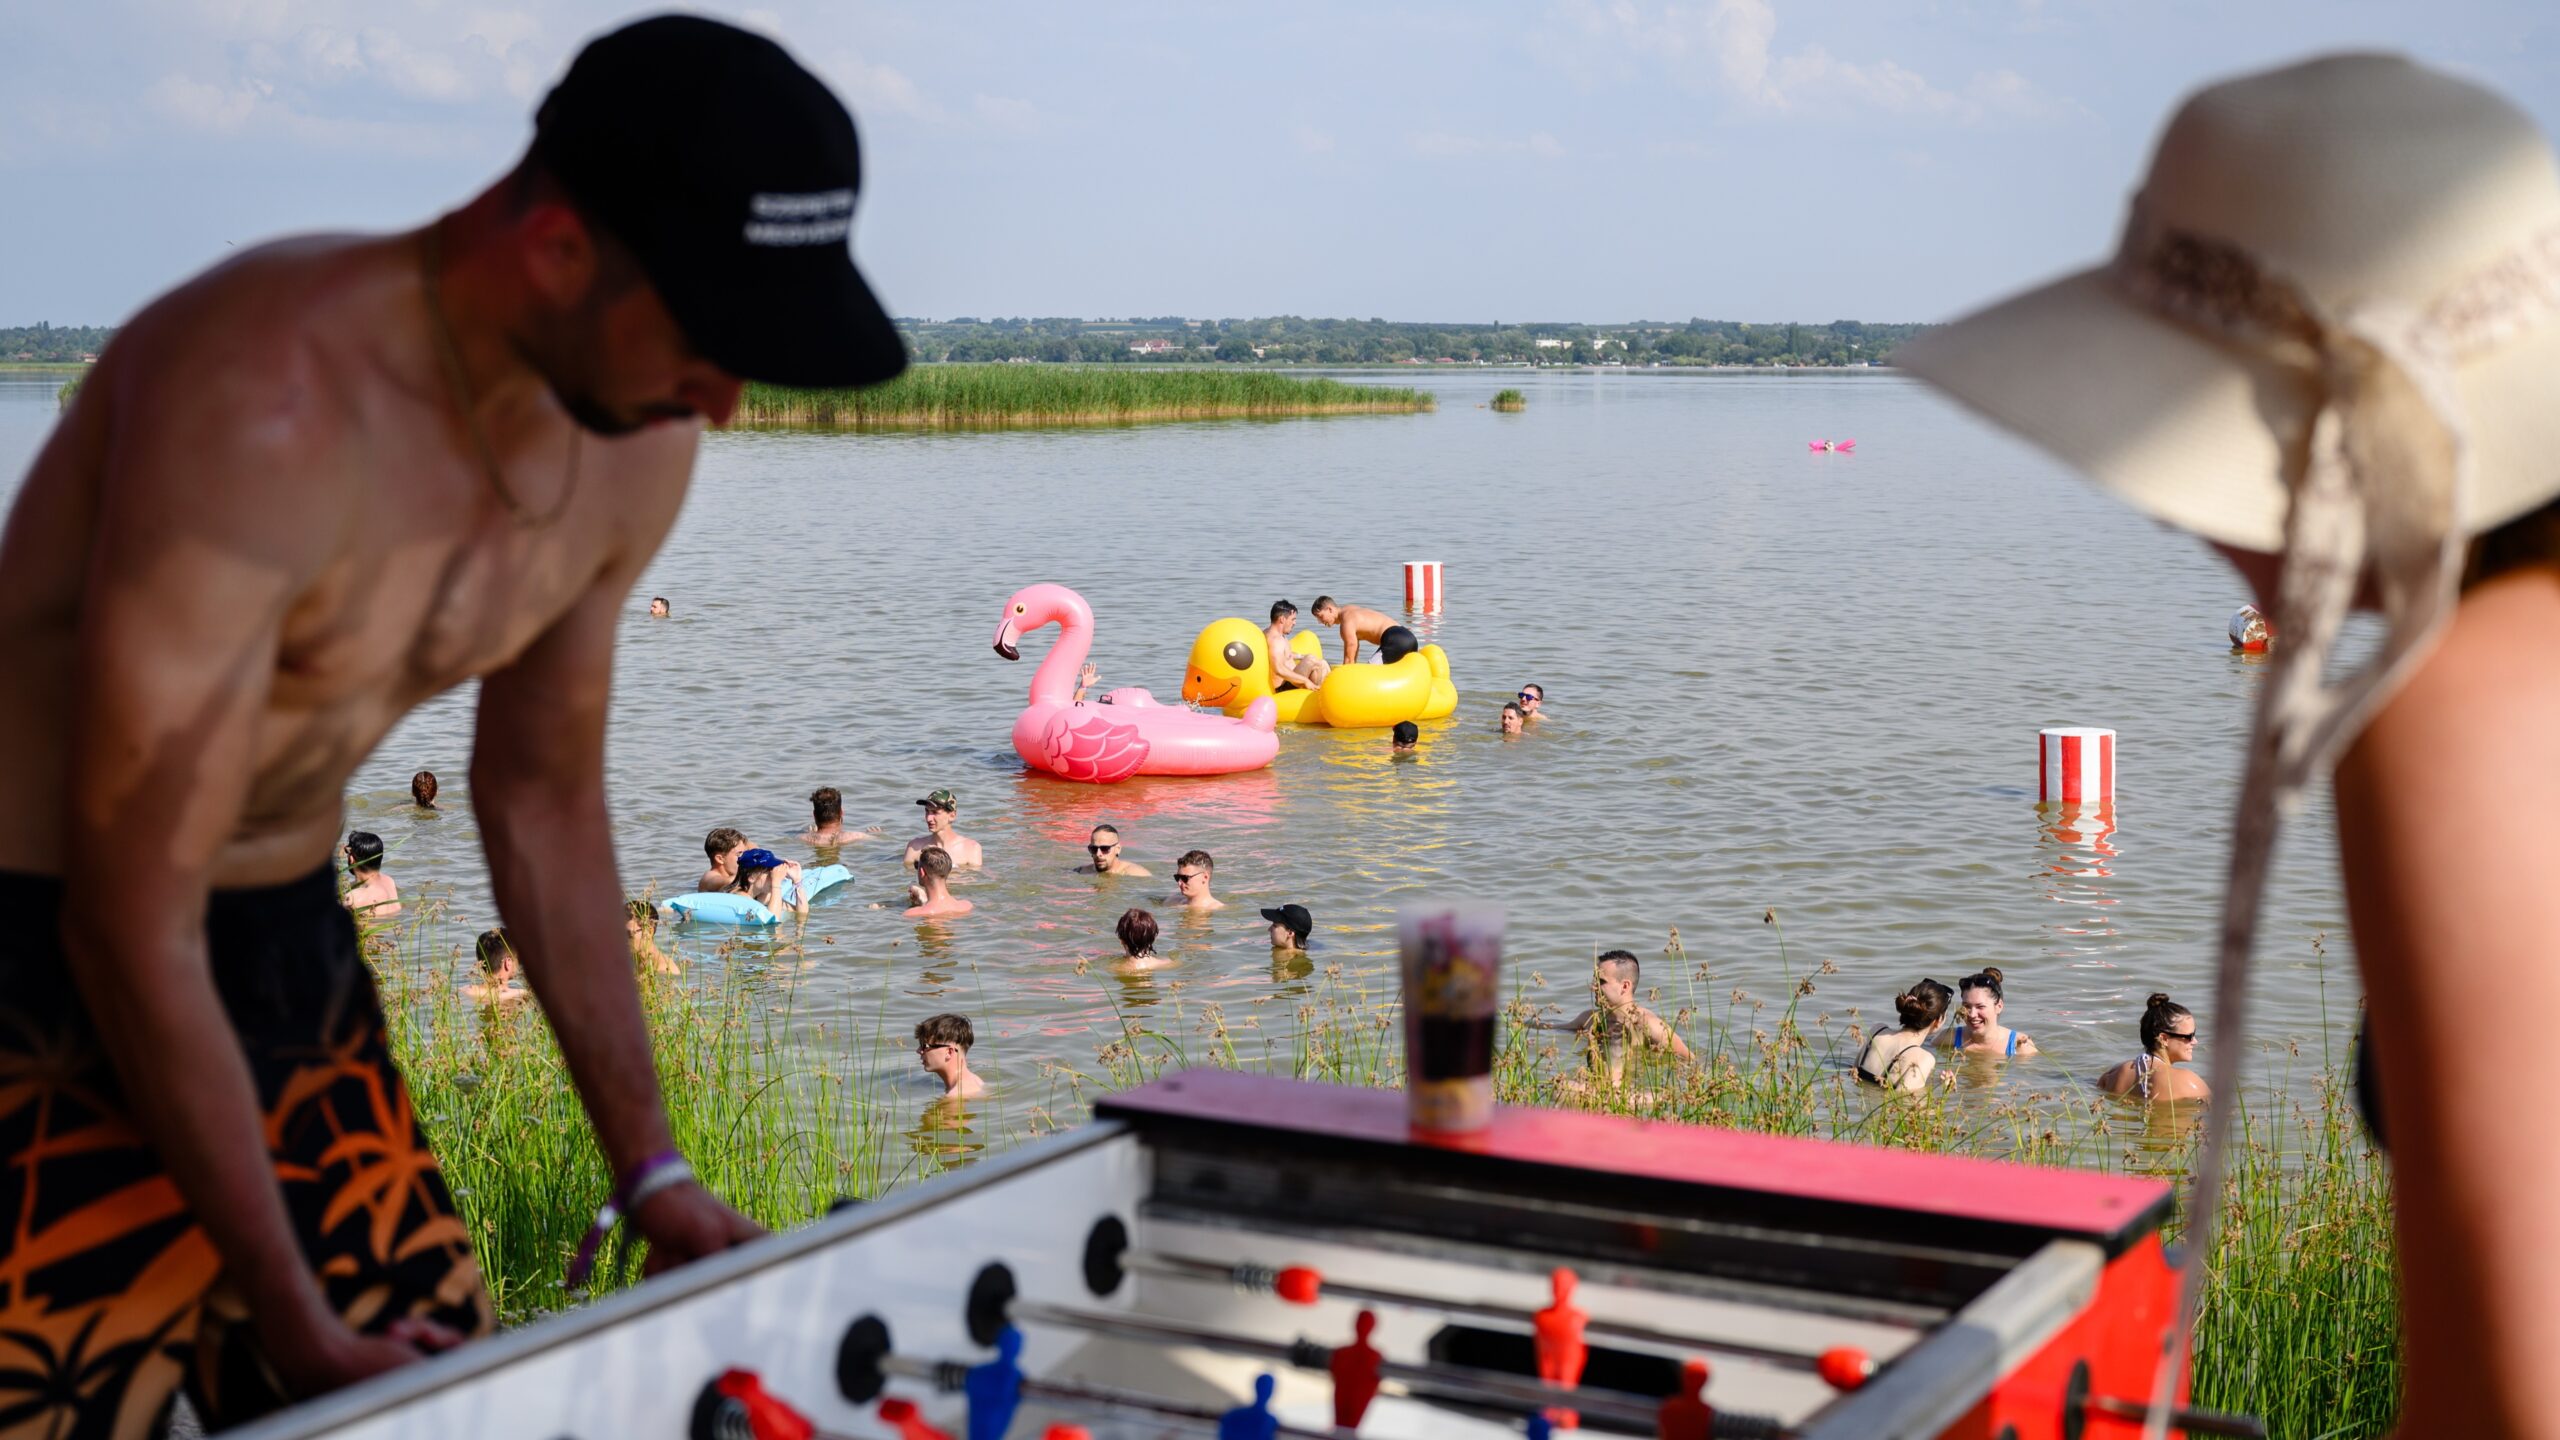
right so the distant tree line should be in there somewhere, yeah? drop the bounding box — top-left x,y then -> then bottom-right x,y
2,323 -> 114,363
900,316 -> 1928,368
7,316 -> 1929,370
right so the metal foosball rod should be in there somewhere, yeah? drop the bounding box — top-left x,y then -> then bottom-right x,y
1106,1240 -> 1876,1391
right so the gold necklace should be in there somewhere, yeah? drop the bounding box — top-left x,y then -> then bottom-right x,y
418,224 -> 578,529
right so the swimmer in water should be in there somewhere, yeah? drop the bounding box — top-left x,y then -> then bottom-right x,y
1076,823 -> 1151,878
410,770 -> 440,810
1855,978 -> 1953,1093
1499,703 -> 1526,736
1263,903 -> 1313,956
1310,595 -> 1394,666
1112,908 -> 1169,975
1944,968 -> 2039,1058
1167,850 -> 1225,912
341,831 -> 401,917
915,1012 -> 986,1099
1516,684 -> 1546,722
625,898 -> 678,976
904,846 -> 973,920
729,848 -> 805,919
1537,951 -> 1693,1085
648,596 -> 670,618
1266,600 -> 1332,691
461,927 -> 528,1006
1390,720 -> 1419,754
801,786 -> 879,848
698,826 -> 748,893
2097,993 -> 2208,1102
904,790 -> 983,870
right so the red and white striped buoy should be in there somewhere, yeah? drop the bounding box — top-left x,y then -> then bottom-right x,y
1403,560 -> 1443,614
2039,727 -> 2116,806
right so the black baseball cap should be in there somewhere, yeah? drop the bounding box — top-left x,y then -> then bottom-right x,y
1261,904 -> 1313,943
532,15 -> 906,388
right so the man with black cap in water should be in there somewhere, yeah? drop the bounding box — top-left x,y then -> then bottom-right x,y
0,16 -> 901,1433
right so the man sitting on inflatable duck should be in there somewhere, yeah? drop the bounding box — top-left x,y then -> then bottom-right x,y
1182,615 -> 1457,729
1266,600 -> 1331,692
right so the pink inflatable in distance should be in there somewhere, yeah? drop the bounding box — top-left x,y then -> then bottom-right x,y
993,584 -> 1279,784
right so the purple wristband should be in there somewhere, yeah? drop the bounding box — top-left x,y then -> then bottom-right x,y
565,1149 -> 689,1291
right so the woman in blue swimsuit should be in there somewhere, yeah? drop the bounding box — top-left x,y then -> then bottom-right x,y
1945,967 -> 2039,1058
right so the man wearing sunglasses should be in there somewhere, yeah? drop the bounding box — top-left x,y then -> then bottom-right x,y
1074,823 -> 1151,878
1517,684 -> 1547,721
1166,850 -> 1225,912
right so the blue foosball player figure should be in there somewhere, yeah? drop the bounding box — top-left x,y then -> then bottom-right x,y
963,1326 -> 1025,1440
1218,1373 -> 1279,1440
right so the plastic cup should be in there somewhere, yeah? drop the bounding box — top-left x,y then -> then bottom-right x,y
1400,902 -> 1504,1135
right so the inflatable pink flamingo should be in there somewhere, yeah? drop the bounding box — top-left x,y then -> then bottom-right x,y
993,584 -> 1279,783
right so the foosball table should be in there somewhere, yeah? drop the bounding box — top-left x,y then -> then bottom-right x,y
233,1070 -> 2256,1440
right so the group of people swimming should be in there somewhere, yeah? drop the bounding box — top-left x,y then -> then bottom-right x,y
1852,968 -> 2207,1104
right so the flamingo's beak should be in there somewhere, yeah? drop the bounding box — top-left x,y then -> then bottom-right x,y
994,616 -> 1021,661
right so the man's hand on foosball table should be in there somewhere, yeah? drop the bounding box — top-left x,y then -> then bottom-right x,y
633,1182 -> 766,1274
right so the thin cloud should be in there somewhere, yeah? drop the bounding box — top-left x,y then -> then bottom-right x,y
1557,0 -> 2063,123
1407,129 -> 1567,160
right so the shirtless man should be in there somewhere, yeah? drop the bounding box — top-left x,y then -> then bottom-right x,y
1076,823 -> 1151,878
1265,600 -> 1330,691
699,826 -> 750,893
1310,596 -> 1395,666
1535,952 -> 1694,1085
1167,849 -> 1225,911
904,847 -> 974,920
904,789 -> 984,870
802,786 -> 879,849
0,18 -> 900,1429
340,831 -> 401,917
461,927 -> 530,1006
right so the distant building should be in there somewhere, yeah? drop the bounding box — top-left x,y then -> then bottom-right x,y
1533,338 -> 1572,349
1129,339 -> 1176,355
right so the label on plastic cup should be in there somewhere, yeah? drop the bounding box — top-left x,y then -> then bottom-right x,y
1401,902 -> 1503,1135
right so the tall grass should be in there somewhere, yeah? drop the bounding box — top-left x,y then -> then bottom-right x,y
734,365 -> 1434,430
1491,387 -> 1527,412
56,374 -> 82,408
369,905 -> 897,1323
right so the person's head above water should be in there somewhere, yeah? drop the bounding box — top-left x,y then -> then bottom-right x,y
915,845 -> 954,884
1594,950 -> 1640,1006
1262,903 -> 1313,950
1117,907 -> 1159,957
475,926 -> 516,976
1517,684 -> 1545,712
809,786 -> 842,827
409,771 -> 438,809
648,596 -> 670,617
1958,968 -> 2009,1030
1895,978 -> 1955,1033
1391,720 -> 1419,751
704,826 -> 747,867
466,15 -> 904,437
917,789 -> 957,829
730,848 -> 784,895
1499,703 -> 1525,734
1087,824 -> 1125,863
2141,992 -> 2198,1059
623,897 -> 657,938
344,831 -> 385,875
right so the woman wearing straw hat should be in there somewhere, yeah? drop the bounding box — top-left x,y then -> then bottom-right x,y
1903,54 -> 2560,1437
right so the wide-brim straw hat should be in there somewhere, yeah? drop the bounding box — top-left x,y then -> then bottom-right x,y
1901,53 -> 2560,556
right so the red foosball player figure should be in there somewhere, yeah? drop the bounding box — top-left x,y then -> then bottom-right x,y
878,1397 -> 956,1440
1655,1357 -> 1714,1440
1534,1267 -> 1589,1428
1331,1309 -> 1386,1427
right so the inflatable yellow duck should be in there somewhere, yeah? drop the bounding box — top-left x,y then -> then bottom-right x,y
1181,618 -> 1458,728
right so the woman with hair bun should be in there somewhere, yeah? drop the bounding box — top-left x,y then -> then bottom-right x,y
1854,978 -> 1953,1093
1945,967 -> 2038,1058
2098,993 -> 2207,1102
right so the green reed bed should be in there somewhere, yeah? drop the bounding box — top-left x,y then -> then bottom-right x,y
733,365 -> 1434,430
369,908 -> 895,1324
1490,387 -> 1527,412
56,374 -> 82,408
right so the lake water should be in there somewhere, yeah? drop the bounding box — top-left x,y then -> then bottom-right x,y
0,368 -> 2366,1153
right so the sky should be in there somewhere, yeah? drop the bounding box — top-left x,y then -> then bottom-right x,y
3,1 -> 2554,327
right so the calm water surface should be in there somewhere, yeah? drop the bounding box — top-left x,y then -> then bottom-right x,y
0,370 -> 2366,1150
